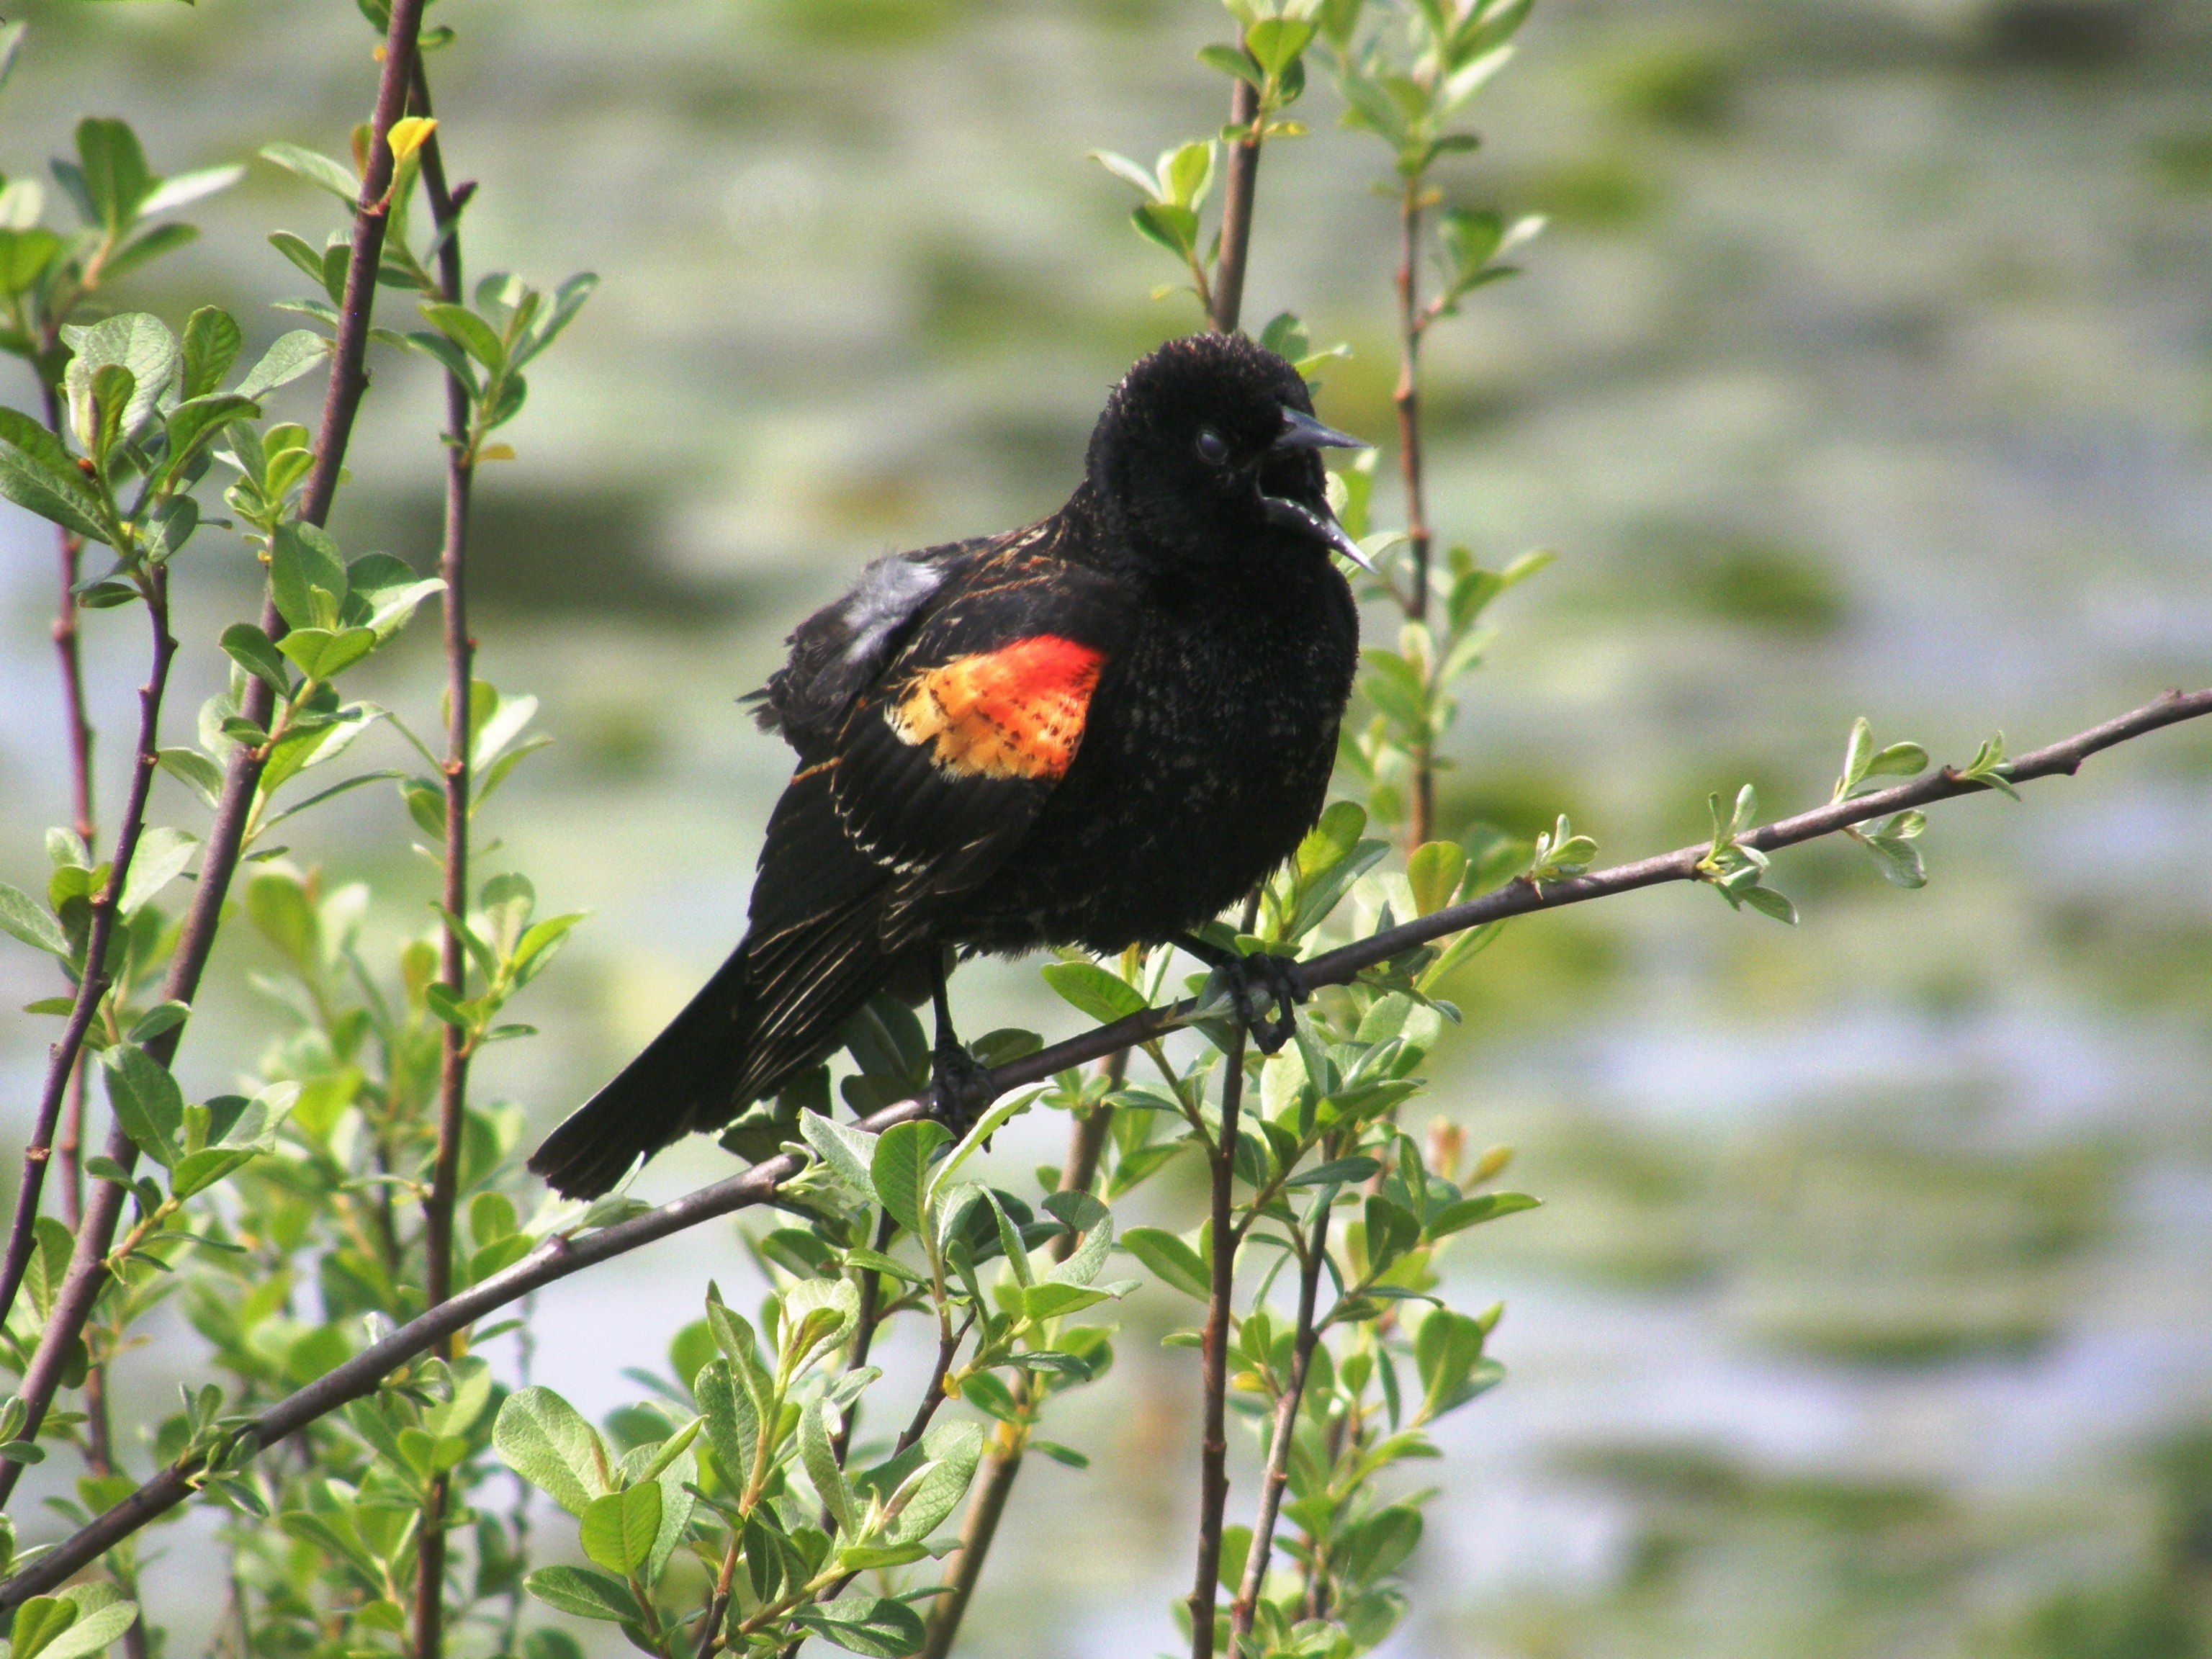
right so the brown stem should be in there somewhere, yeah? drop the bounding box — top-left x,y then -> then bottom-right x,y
919,1419 -> 1022,1659
1,381 -> 104,1316
827,1210 -> 899,1475
0,577 -> 174,1340
920,1054 -> 1124,1659
42,379 -> 96,849
1210,78 -> 1264,335
58,1066 -> 86,1228
1228,1204 -> 1329,1655
1187,1032 -> 1247,1659
410,67 -> 475,1659
896,1315 -> 971,1458
0,0 -> 433,1516
1394,182 -> 1434,847
13,688 -> 2212,1594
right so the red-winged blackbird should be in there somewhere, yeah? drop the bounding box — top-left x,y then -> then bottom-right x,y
530,332 -> 1367,1198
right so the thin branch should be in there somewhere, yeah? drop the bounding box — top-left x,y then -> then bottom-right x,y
410,62 -> 475,1659
0,379 -> 112,1329
8,688 -> 2208,1596
1228,1202 -> 1328,1656
0,576 -> 174,1344
920,1055 -> 1123,1659
1210,78 -> 1264,335
40,382 -> 97,850
1188,1023 -> 1250,1659
1393,180 -> 1434,848
0,0 -> 434,1516
917,1426 -> 1020,1659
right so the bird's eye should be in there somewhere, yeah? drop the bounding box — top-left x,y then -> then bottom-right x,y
1195,428 -> 1228,467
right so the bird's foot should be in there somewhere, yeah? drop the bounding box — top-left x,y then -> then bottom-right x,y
1195,946 -> 1304,1055
927,1040 -> 997,1140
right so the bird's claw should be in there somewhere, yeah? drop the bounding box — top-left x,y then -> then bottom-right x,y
927,1041 -> 996,1140
1211,951 -> 1304,1055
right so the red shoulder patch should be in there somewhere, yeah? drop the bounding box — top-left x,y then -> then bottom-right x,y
886,634 -> 1104,780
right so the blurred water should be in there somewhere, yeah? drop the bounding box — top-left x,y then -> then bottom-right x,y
6,0 -> 2212,1655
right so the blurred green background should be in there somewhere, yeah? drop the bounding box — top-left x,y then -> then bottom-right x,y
6,0 -> 2212,1654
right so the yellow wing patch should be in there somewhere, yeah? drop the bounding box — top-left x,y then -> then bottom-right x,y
886,634 -> 1104,780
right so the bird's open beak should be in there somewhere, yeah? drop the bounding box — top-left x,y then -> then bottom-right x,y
1263,405 -> 1375,570
1272,407 -> 1366,454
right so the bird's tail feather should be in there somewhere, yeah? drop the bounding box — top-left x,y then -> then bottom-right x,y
527,947 -> 755,1199
529,896 -> 912,1199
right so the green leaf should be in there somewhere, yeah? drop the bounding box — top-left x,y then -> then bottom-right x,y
792,1596 -> 927,1658
780,1276 -> 860,1372
277,626 -> 378,683
929,1090 -> 1033,1205
1130,201 -> 1199,258
220,624 -> 292,695
236,331 -> 330,400
0,408 -> 107,544
62,313 -> 178,444
799,1109 -> 877,1197
1245,15 -> 1316,73
258,141 -> 359,205
43,1594 -> 138,1659
0,226 -> 64,298
179,307 -> 243,400
493,1386 -> 609,1517
1089,149 -> 1161,197
0,882 -> 71,958
1344,1504 -> 1422,1585
169,1146 -> 255,1200
1287,1155 -> 1380,1188
403,328 -> 479,393
101,1043 -> 184,1169
100,222 -> 197,286
1406,840 -> 1467,916
1040,960 -> 1149,1025
1197,42 -> 1264,86
420,302 -> 505,373
125,1001 -> 189,1043
871,1118 -> 950,1236
1866,741 -> 1928,778
139,164 -> 245,218
161,394 -> 258,479
1121,1226 -> 1210,1300
76,118 -> 151,230
1862,831 -> 1927,890
12,1600 -> 78,1659
1741,884 -> 1799,925
1022,1281 -> 1115,1321
1961,732 -> 2021,800
799,1395 -> 855,1532
269,521 -> 348,631
693,1358 -> 759,1495
578,1483 -> 661,1576
346,553 -> 445,642
119,826 -> 197,917
521,1565 -> 642,1624
1413,1308 -> 1485,1414
1425,1191 -> 1539,1237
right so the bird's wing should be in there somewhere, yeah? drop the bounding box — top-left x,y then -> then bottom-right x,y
828,534 -> 1127,927
751,537 -> 990,760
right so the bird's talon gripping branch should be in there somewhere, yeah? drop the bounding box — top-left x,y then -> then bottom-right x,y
927,1042 -> 997,1139
1181,935 -> 1304,1055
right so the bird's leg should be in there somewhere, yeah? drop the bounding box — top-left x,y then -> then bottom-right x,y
927,954 -> 994,1137
1175,932 -> 1304,1055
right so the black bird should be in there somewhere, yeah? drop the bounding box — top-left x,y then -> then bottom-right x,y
530,332 -> 1367,1199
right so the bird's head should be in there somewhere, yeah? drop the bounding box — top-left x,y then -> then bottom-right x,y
1087,332 -> 1372,577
